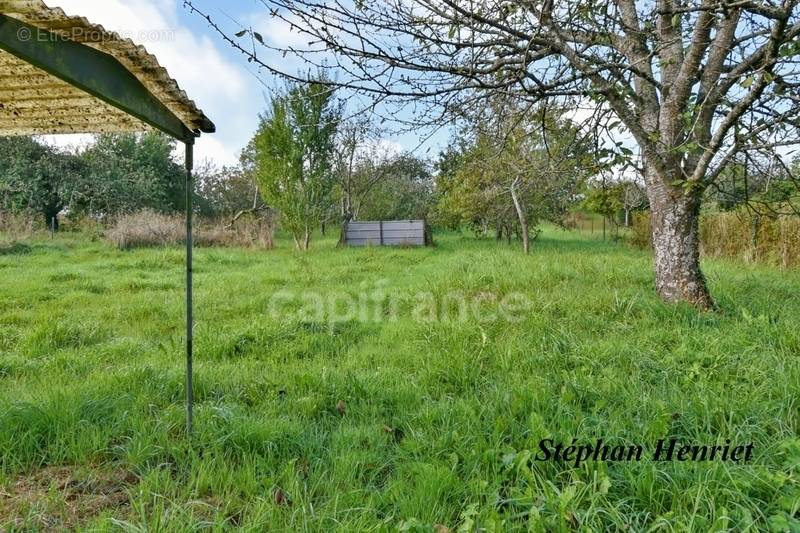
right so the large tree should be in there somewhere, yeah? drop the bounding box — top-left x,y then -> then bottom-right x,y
437,101 -> 590,252
1,134 -> 190,226
0,137 -> 84,229
77,132 -> 185,217
252,80 -> 340,250
187,0 -> 800,308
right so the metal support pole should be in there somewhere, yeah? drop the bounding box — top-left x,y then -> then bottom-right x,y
185,140 -> 194,435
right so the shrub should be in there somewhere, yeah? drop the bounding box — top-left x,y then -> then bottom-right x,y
106,210 -> 182,250
206,211 -> 276,249
629,212 -> 651,249
106,210 -> 276,250
0,210 -> 38,254
63,215 -> 105,239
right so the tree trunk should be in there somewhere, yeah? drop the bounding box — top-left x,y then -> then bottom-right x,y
624,208 -> 630,227
293,227 -> 311,251
339,213 -> 352,247
750,214 -> 760,263
510,178 -> 529,254
648,182 -> 714,309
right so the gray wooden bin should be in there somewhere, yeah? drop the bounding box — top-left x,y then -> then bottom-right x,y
341,220 -> 432,246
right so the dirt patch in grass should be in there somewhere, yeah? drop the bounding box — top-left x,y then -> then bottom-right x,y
0,465 -> 136,531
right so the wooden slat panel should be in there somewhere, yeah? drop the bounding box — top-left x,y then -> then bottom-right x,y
381,229 -> 421,235
345,226 -> 380,231
348,220 -> 423,225
384,238 -> 424,245
348,239 -> 381,243
382,221 -> 424,230
345,231 -> 380,237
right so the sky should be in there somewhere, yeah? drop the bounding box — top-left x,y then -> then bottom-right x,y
49,0 -> 446,167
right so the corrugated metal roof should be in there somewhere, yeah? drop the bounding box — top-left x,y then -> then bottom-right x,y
0,0 -> 214,137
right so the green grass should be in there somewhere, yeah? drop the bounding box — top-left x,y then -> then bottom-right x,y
0,227 -> 798,531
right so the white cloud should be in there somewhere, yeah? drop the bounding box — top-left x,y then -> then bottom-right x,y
194,134 -> 238,167
365,138 -> 404,158
49,0 -> 256,165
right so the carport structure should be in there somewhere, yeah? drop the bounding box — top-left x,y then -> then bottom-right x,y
0,0 -> 214,433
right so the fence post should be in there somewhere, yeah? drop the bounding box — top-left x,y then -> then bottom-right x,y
340,220 -> 348,247
184,140 -> 194,437
379,220 -> 383,245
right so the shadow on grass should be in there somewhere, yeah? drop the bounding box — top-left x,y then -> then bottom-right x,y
0,241 -> 31,256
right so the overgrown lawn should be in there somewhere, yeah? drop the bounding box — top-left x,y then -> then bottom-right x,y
0,228 -> 798,531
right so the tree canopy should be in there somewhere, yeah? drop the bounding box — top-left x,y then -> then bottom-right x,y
77,132 -> 185,217
0,137 -> 84,228
436,101 -> 591,252
252,79 -> 341,250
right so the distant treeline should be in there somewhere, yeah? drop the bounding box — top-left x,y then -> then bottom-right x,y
0,131 -> 435,237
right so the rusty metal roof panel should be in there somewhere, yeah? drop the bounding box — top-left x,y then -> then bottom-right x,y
0,0 -> 214,137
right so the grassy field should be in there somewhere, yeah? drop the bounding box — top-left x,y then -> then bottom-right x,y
0,227 -> 798,531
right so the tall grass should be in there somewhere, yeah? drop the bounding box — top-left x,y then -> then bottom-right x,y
106,210 -> 276,250
701,210 -> 800,268
0,210 -> 38,244
0,228 -> 798,530
0,211 -> 39,257
631,209 -> 800,268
